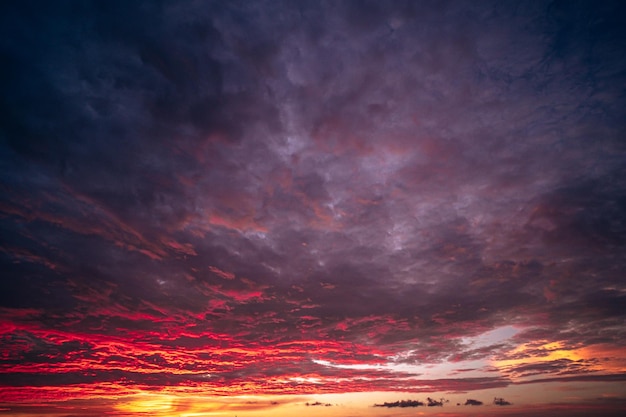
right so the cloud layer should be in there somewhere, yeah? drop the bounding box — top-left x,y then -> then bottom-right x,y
1,0 -> 625,414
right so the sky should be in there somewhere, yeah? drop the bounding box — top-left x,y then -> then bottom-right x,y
1,0 -> 626,416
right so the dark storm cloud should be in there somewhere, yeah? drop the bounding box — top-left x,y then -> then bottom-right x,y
1,0 -> 626,404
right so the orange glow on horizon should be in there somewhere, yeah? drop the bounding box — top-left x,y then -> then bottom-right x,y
116,394 -> 175,413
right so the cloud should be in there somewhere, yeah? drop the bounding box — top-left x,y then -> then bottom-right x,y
494,397 -> 512,406
515,373 -> 626,385
0,0 -> 625,413
374,399 -> 424,408
305,401 -> 333,407
426,397 -> 447,407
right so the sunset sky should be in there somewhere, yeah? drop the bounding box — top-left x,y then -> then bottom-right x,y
1,1 -> 626,416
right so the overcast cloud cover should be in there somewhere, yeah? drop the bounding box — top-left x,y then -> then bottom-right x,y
1,0 -> 626,415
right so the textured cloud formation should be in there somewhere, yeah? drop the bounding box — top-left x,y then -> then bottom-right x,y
1,0 -> 626,415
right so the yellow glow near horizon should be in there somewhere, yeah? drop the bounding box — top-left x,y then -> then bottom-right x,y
110,393 -> 311,417
115,394 -> 175,413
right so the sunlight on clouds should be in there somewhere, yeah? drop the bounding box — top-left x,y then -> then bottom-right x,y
314,356 -> 427,380
578,344 -> 626,373
283,376 -> 324,385
313,359 -> 386,371
496,340 -> 584,368
490,339 -> 622,380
